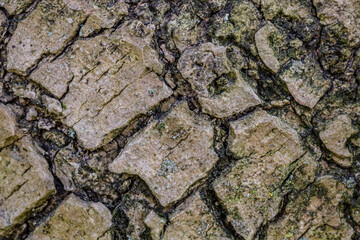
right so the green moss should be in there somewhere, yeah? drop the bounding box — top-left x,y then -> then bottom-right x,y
156,122 -> 167,136
284,225 -> 295,238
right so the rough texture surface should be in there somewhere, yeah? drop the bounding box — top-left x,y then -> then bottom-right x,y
0,103 -> 21,148
255,22 -> 304,73
31,20 -> 172,150
0,0 -> 360,239
26,194 -> 112,240
213,110 -> 318,239
279,56 -> 330,108
178,43 -> 262,118
0,0 -> 34,15
163,191 -> 231,240
109,102 -> 218,206
320,114 -> 358,167
0,137 -> 55,236
7,0 -> 88,75
144,211 -> 166,240
266,176 -> 354,239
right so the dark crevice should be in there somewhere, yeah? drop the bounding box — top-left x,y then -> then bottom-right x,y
202,188 -> 244,240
